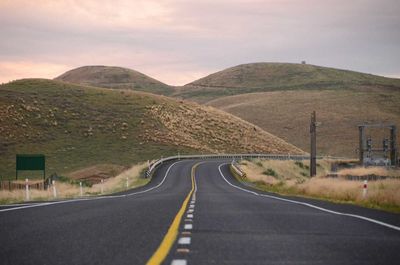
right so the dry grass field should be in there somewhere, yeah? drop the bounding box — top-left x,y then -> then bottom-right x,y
238,159 -> 400,212
208,90 -> 400,157
144,99 -> 304,154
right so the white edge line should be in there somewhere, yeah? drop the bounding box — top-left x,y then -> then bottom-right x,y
0,160 -> 184,213
218,163 -> 400,232
0,202 -> 45,207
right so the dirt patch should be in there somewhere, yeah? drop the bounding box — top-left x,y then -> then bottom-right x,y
66,164 -> 127,184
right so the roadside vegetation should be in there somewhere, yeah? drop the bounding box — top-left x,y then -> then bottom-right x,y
0,162 -> 149,204
235,159 -> 400,213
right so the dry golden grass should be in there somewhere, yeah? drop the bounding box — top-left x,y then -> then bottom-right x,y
241,159 -> 331,182
239,159 -> 400,212
208,90 -> 400,158
297,178 -> 400,209
0,162 -> 148,204
144,99 -> 304,155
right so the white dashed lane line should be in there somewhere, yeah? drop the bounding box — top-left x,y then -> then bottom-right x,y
171,162 -> 202,265
171,259 -> 187,265
178,237 -> 191,245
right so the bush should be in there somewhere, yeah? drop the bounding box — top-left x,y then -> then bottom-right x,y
263,168 -> 278,178
295,161 -> 309,170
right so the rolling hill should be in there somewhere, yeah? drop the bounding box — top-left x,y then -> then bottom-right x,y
176,63 -> 400,102
180,62 -> 400,158
55,65 -> 174,95
207,90 -> 400,157
0,79 -> 303,178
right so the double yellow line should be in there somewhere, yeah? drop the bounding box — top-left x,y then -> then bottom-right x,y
146,163 -> 198,265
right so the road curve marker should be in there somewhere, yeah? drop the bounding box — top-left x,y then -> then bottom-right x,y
146,163 -> 199,265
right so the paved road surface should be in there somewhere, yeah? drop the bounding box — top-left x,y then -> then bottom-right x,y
1,159 -> 399,265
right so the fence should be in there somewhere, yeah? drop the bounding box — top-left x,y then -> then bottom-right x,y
0,180 -> 47,191
326,174 -> 397,181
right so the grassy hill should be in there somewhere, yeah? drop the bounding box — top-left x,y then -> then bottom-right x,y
176,63 -> 400,102
207,90 -> 400,158
55,65 -> 174,95
0,79 -> 303,179
173,62 -> 400,157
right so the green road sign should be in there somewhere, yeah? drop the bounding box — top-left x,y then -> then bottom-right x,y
16,154 -> 46,179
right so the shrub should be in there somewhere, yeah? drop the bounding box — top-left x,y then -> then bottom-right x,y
263,168 -> 278,178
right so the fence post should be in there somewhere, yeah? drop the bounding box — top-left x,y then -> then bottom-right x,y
25,178 -> 30,201
80,182 -> 83,197
362,180 -> 368,199
52,180 -> 57,198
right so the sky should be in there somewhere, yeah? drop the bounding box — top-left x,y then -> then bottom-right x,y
0,0 -> 399,85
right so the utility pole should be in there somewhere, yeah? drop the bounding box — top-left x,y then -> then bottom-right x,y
390,125 -> 397,166
358,125 -> 365,165
310,111 -> 317,177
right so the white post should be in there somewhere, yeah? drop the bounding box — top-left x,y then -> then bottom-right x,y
178,152 -> 180,160
126,177 -> 129,189
80,182 -> 83,196
25,178 -> 30,201
362,180 -> 368,199
101,179 -> 104,194
52,180 -> 57,198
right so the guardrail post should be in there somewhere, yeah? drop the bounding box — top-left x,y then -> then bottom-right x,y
25,178 -> 30,201
362,180 -> 368,199
52,180 -> 57,198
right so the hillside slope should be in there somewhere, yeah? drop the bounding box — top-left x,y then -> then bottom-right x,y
177,63 -> 400,102
0,79 -> 303,178
55,65 -> 174,95
207,90 -> 400,157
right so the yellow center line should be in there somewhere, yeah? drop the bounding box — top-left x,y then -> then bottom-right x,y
146,163 -> 199,265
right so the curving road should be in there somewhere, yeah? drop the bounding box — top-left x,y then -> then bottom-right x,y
0,159 -> 399,265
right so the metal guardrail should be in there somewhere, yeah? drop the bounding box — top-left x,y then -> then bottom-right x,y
230,160 -> 245,177
144,153 -> 346,178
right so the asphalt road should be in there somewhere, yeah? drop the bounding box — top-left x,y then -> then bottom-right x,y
1,159 -> 399,265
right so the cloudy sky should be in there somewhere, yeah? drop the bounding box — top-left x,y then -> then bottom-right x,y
1,0 -> 399,85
